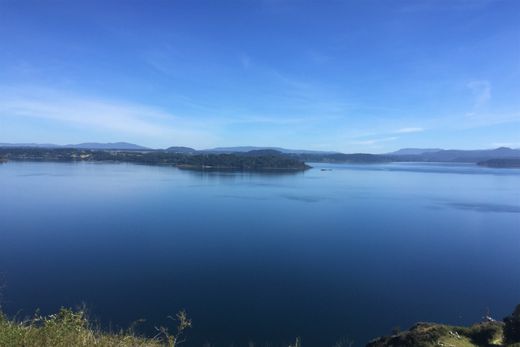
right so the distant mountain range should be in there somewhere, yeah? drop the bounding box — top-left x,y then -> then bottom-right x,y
0,142 -> 63,148
387,148 -> 443,155
0,143 -> 337,154
165,146 -> 197,153
68,142 -> 150,150
201,146 -> 338,154
0,142 -> 150,150
1,143 -> 520,164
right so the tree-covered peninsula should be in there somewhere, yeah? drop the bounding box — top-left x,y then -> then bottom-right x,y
0,147 -> 310,171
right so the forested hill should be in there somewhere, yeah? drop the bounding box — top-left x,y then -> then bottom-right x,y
0,147 -> 310,171
387,147 -> 520,163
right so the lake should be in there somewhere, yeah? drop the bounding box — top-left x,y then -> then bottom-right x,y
0,161 -> 519,346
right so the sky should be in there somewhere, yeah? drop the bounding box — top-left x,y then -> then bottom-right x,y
0,0 -> 519,153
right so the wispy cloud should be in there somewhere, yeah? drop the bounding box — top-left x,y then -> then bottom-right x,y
467,80 -> 491,108
343,126 -> 423,146
463,111 -> 520,127
223,114 -> 309,125
0,86 -> 215,147
349,136 -> 398,146
395,127 -> 424,133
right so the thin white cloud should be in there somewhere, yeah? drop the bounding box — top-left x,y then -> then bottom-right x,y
463,111 -> 520,127
467,80 -> 491,108
343,127 -> 422,147
225,115 -> 308,125
395,127 -> 424,133
349,136 -> 398,146
0,86 -> 216,147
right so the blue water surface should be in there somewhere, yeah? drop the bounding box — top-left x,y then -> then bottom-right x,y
0,161 -> 519,346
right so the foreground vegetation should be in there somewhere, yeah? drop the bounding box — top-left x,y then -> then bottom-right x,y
1,304 -> 519,347
0,308 -> 191,347
368,304 -> 520,347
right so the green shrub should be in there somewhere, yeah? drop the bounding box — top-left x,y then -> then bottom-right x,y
504,305 -> 520,344
0,307 -> 190,347
463,321 -> 503,345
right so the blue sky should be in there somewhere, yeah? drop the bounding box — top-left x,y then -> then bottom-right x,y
0,0 -> 519,152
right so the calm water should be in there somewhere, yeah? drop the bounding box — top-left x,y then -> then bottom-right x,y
1,161 -> 519,346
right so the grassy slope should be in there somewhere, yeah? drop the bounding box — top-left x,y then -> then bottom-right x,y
367,321 -> 505,347
0,308 -> 189,347
2,307 -> 519,347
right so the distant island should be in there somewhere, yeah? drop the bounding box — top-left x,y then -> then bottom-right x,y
0,147 -> 310,171
477,158 -> 520,168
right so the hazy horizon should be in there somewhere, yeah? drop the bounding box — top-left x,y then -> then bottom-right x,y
1,0 -> 519,152
2,140 -> 520,154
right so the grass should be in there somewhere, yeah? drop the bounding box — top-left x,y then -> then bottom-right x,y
1,304 -> 518,347
367,321 -> 506,347
0,307 -> 191,347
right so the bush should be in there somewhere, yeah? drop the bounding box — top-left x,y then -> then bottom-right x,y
461,322 -> 502,345
0,307 -> 190,347
504,305 -> 520,344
